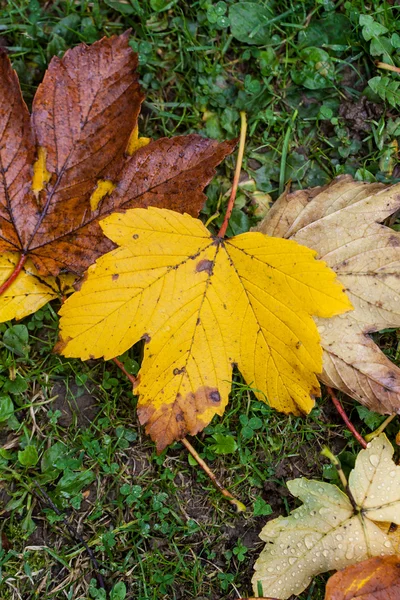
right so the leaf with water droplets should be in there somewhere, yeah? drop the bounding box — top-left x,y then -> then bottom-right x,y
256,175 -> 400,415
252,434 -> 400,599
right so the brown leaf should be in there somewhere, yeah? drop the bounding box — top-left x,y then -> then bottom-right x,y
0,33 -> 235,276
0,51 -> 35,251
30,134 -> 236,273
325,555 -> 400,600
256,175 -> 400,414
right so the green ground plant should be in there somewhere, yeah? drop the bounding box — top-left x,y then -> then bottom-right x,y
1,1 -> 400,599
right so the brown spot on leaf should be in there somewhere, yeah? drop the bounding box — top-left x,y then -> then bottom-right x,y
141,333 -> 151,344
112,273 -> 119,281
389,235 -> 400,247
132,234 -> 139,239
196,259 -> 213,275
209,390 -> 221,403
173,367 -> 186,375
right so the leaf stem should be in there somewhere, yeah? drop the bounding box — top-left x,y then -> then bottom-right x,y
112,357 -> 136,385
320,446 -> 359,511
0,253 -> 27,296
326,387 -> 367,449
376,61 -> 400,74
321,446 -> 348,488
217,111 -> 247,238
365,414 -> 397,443
111,358 -> 245,510
181,437 -> 246,512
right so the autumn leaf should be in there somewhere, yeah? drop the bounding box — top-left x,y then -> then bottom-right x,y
0,254 -> 75,321
0,33 -> 235,320
252,434 -> 400,600
57,207 -> 350,451
325,555 -> 400,600
256,175 -> 400,414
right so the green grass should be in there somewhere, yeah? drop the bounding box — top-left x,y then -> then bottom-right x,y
1,1 -> 400,599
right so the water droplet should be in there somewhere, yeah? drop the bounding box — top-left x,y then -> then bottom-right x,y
338,544 -> 343,549
389,470 -> 396,477
322,550 -> 329,557
288,557 -> 297,565
336,534 -> 343,541
345,548 -> 354,560
304,535 -> 314,549
267,567 -> 274,572
384,541 -> 392,548
369,454 -> 379,467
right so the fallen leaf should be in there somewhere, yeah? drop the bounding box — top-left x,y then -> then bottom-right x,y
256,175 -> 400,414
0,254 -> 75,321
0,33 -> 235,320
252,433 -> 400,599
325,555 -> 400,600
57,207 -> 350,451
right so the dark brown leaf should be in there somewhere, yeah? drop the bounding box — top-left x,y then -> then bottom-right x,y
0,33 -> 235,276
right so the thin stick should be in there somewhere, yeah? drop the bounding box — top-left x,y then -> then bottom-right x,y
111,358 -> 246,511
326,387 -> 367,449
365,414 -> 397,442
217,111 -> 247,238
376,61 -> 400,74
0,254 -> 27,296
33,481 -> 106,590
181,437 -> 246,512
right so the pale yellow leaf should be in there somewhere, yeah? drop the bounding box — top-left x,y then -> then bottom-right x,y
257,175 -> 400,414
57,207 -> 351,451
252,434 -> 400,600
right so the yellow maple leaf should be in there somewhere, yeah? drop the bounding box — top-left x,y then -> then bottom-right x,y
57,207 -> 351,451
0,253 -> 76,322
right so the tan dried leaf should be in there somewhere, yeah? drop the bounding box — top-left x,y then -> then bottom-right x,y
256,175 -> 400,414
252,434 -> 400,599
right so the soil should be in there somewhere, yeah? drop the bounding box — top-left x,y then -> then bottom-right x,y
49,382 -> 99,428
339,96 -> 384,138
